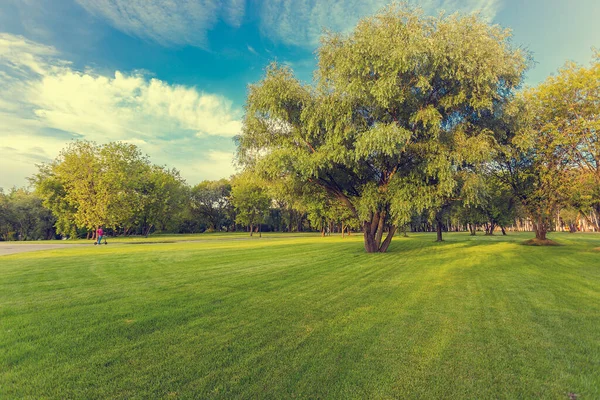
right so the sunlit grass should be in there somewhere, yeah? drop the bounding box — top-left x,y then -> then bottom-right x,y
1,232 -> 599,398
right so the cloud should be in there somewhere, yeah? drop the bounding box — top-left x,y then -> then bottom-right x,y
247,45 -> 258,56
259,0 -> 502,47
189,150 -> 238,181
75,0 -> 245,48
0,33 -> 241,188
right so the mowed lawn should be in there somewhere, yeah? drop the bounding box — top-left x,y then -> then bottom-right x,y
1,233 -> 599,399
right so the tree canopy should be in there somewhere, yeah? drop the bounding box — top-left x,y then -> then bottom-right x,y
32,140 -> 186,237
495,52 -> 599,241
237,4 -> 528,252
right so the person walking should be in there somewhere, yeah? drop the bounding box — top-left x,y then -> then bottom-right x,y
96,226 -> 104,245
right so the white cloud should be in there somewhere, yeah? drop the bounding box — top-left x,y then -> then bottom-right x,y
247,45 -> 258,56
75,0 -> 245,48
259,0 -> 502,47
189,150 -> 238,181
0,33 -> 241,188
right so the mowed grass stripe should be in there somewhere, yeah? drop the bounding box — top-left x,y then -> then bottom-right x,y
0,232 -> 599,398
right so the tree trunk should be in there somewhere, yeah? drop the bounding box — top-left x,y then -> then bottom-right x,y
250,224 -> 253,237
500,225 -> 507,235
436,219 -> 443,242
533,217 -> 547,240
144,224 -> 153,238
469,223 -> 476,236
363,221 -> 378,252
569,223 -> 577,233
362,216 -> 396,253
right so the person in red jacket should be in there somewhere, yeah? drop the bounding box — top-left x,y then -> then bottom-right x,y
96,227 -> 104,245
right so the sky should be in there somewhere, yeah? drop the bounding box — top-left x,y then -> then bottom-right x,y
0,0 -> 598,190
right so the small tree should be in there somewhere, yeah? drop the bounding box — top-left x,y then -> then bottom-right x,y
190,179 -> 233,231
231,174 -> 271,237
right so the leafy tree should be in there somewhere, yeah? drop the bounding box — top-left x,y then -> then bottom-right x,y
230,174 -> 271,237
190,179 -> 233,231
53,140 -> 104,232
98,142 -> 152,232
475,174 -> 518,235
238,4 -> 527,252
30,163 -> 78,236
0,188 -> 56,241
266,178 -> 307,232
136,166 -> 187,236
560,208 -> 580,233
496,97 -> 573,241
32,140 -> 185,237
494,52 -> 600,242
541,53 -> 600,228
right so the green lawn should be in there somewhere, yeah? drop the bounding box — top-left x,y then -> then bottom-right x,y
1,232 -> 599,399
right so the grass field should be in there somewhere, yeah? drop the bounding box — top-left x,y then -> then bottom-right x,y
1,232 -> 599,399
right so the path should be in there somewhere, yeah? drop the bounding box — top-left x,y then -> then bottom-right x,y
0,243 -> 81,256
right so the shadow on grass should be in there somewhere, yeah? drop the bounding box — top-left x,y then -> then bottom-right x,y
522,238 -> 561,246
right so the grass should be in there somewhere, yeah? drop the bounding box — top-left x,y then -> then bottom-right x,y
1,232 -> 599,399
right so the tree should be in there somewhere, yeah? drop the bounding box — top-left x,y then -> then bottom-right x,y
136,166 -> 187,236
237,4 -> 527,252
542,53 -> 600,229
190,179 -> 233,231
52,140 -> 104,233
476,173 -> 518,235
30,163 -> 78,237
495,52 -> 600,242
32,140 -> 184,237
495,96 -> 572,242
265,178 -> 307,232
98,142 -> 152,232
0,188 -> 56,241
230,174 -> 271,237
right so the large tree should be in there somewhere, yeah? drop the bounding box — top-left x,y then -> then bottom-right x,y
495,53 -> 599,241
32,140 -> 185,237
237,4 -> 527,252
546,53 -> 600,229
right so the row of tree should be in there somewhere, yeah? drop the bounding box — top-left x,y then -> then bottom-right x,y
1,156 -> 596,241
2,5 -> 597,250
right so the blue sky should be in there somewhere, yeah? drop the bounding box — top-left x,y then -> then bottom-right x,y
0,0 -> 598,189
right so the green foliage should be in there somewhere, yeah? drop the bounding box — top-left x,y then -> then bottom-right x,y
495,51 -> 599,239
31,140 -> 186,236
230,173 -> 271,234
190,179 -> 233,231
135,166 -> 188,236
0,188 -> 56,240
238,4 -> 527,251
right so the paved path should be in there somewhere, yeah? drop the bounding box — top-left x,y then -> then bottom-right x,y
0,243 -> 81,256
